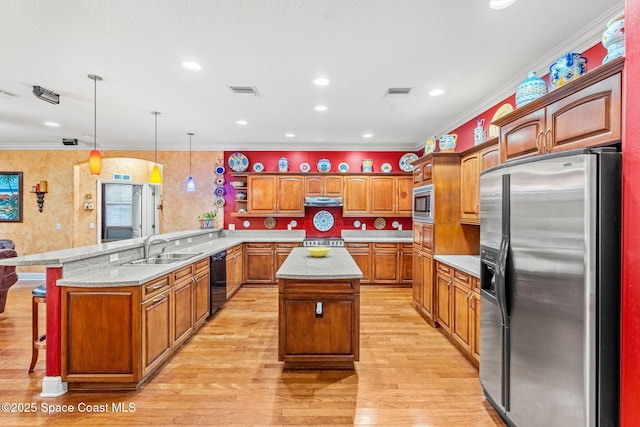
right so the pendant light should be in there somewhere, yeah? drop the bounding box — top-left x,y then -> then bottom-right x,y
186,132 -> 195,191
149,111 -> 162,184
88,74 -> 103,175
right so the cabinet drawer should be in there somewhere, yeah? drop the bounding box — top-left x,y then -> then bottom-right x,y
193,257 -> 209,273
401,243 -> 413,250
276,242 -> 301,249
436,262 -> 452,276
452,269 -> 471,287
245,242 -> 273,249
345,242 -> 370,250
141,275 -> 170,301
172,265 -> 193,283
472,277 -> 480,293
373,242 -> 398,250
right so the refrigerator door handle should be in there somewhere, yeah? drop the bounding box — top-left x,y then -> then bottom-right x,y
496,235 -> 510,324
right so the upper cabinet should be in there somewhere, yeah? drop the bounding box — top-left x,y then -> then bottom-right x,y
369,176 -> 412,216
247,175 -> 304,216
304,175 -> 342,196
460,139 -> 499,225
495,57 -> 623,163
342,176 -> 370,215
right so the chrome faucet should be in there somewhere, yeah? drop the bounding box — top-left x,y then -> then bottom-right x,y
143,235 -> 170,259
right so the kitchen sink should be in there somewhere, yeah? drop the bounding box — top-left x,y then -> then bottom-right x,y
126,252 -> 202,266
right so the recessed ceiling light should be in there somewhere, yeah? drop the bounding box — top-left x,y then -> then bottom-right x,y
285,133 -> 295,138
314,77 -> 330,86
315,105 -> 328,112
182,61 -> 202,71
44,121 -> 60,127
429,88 -> 445,97
236,120 -> 248,125
362,133 -> 373,138
489,0 -> 516,9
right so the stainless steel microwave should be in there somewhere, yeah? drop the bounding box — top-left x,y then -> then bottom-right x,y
413,184 -> 434,223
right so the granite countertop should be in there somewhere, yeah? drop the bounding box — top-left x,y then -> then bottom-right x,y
276,247 -> 363,280
433,255 -> 481,278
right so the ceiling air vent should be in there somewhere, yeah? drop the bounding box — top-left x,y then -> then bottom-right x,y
228,86 -> 260,96
385,87 -> 411,96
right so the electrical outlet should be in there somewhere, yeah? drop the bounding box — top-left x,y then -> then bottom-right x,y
174,240 -> 180,245
187,237 -> 192,243
84,202 -> 94,210
110,254 -> 119,262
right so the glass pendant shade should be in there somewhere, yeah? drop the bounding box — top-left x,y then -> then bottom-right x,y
88,149 -> 102,175
149,165 -> 162,184
186,176 -> 195,191
186,132 -> 195,191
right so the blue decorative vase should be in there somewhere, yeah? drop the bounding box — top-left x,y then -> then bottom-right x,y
278,157 -> 288,172
515,71 -> 548,108
549,53 -> 587,90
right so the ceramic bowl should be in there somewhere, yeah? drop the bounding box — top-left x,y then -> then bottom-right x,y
307,247 -> 330,258
229,181 -> 245,189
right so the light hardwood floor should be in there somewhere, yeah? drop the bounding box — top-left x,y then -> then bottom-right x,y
0,283 -> 504,426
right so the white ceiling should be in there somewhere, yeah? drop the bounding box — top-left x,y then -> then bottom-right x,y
0,0 -> 624,152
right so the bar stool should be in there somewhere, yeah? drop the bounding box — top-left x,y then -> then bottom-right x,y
29,284 -> 46,373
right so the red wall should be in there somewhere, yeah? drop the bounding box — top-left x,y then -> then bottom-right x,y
621,1 -> 638,424
221,150 -> 415,235
449,43 -> 608,153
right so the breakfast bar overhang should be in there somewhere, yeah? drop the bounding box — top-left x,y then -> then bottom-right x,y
276,247 -> 362,369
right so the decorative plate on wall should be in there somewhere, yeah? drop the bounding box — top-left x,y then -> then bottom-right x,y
264,217 -> 277,229
215,197 -> 225,207
215,165 -> 226,175
252,162 -> 264,173
299,162 -> 311,173
338,162 -> 349,173
489,103 -> 514,138
228,152 -> 249,172
313,210 -> 334,232
381,162 -> 392,173
399,153 -> 419,172
215,186 -> 225,196
374,217 -> 386,230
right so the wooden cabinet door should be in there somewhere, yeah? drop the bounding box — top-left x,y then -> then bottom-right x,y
304,176 -> 323,196
480,143 -> 500,172
372,243 -> 398,283
276,242 -> 300,272
412,249 -> 423,306
546,73 -> 622,154
172,278 -> 194,348
499,108 -> 546,162
193,269 -> 210,328
277,176 -> 304,214
460,153 -> 480,224
435,272 -> 451,333
399,243 -> 413,284
396,176 -> 413,215
142,290 -> 172,376
451,282 -> 472,354
244,243 -> 275,284
413,223 -> 423,246
370,176 -> 395,215
226,253 -> 236,299
343,176 -> 369,215
235,246 -> 244,288
420,223 -> 433,253
421,253 -> 434,321
345,243 -> 371,284
247,175 -> 276,214
324,176 -> 343,196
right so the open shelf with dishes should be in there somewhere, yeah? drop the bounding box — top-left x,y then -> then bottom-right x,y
228,173 -> 248,216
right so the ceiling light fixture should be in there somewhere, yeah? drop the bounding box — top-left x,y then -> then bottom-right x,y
236,120 -> 248,125
186,132 -> 195,192
314,77 -> 330,86
315,105 -> 328,112
88,74 -> 103,176
362,133 -> 373,138
429,88 -> 445,97
149,111 -> 162,185
285,133 -> 295,138
44,122 -> 60,127
489,0 -> 516,9
182,61 -> 202,71
33,85 -> 60,104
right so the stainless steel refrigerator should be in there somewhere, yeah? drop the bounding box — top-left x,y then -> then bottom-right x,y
479,148 -> 620,427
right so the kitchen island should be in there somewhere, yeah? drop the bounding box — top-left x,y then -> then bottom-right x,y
276,247 -> 362,369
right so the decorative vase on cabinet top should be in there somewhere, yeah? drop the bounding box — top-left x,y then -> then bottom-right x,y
362,159 -> 373,172
549,53 -> 587,90
515,71 -> 548,108
473,119 -> 486,146
278,157 -> 289,172
438,134 -> 457,152
602,14 -> 625,64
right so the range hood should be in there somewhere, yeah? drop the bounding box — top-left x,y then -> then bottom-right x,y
304,196 -> 343,207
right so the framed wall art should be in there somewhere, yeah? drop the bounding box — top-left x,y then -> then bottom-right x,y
0,172 -> 23,222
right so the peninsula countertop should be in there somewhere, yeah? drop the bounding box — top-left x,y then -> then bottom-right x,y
276,247 -> 363,280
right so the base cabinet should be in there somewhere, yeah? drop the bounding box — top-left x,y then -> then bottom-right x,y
225,244 -> 243,298
61,258 -> 210,390
244,242 -> 301,285
278,278 -> 360,369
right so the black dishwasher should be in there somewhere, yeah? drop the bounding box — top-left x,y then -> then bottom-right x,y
209,251 -> 227,316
